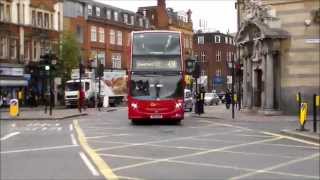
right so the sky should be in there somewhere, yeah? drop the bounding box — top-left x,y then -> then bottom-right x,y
96,0 -> 237,33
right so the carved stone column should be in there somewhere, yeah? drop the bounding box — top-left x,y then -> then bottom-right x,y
264,42 -> 274,110
247,55 -> 253,109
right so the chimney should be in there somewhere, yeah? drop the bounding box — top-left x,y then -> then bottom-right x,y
157,0 -> 166,8
187,9 -> 192,23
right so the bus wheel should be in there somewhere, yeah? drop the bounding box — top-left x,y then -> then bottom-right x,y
175,119 -> 182,125
131,120 -> 138,125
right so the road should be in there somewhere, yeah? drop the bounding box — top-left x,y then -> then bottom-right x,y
1,105 -> 319,180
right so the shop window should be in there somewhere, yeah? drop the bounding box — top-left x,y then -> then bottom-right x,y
112,53 -> 121,69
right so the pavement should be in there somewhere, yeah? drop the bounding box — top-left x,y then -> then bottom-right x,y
0,107 -> 88,120
196,104 -> 320,144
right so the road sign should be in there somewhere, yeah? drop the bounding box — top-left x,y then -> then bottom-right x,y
316,95 -> 320,107
9,99 -> 19,117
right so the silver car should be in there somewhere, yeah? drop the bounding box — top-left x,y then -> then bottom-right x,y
204,93 -> 220,106
184,89 -> 193,112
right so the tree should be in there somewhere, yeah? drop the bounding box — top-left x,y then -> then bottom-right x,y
59,31 -> 80,83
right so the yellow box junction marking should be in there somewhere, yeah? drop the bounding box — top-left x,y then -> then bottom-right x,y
299,103 -> 308,125
73,120 -> 118,180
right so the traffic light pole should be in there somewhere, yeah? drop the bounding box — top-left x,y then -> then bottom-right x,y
79,61 -> 82,113
232,56 -> 235,120
49,59 -> 53,116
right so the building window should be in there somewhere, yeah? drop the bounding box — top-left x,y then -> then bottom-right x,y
99,27 -> 104,43
106,9 -> 111,19
91,26 -> 97,42
216,69 -> 222,77
123,14 -> 128,24
112,53 -> 121,69
76,25 -> 84,43
139,18 -> 143,27
88,5 -> 92,16
109,29 -> 115,44
200,51 -> 206,62
198,36 -> 204,44
22,4 -> 25,24
0,3 -> 4,21
44,13 -> 49,28
50,14 -> 53,29
31,10 -> 36,26
17,3 -> 20,24
114,11 -> 118,21
117,30 -> 122,46
201,70 -> 206,76
215,35 -> 221,43
58,12 -> 61,31
189,37 -> 192,49
37,12 -> 43,27
5,4 -> 10,22
145,19 -> 149,28
97,51 -> 105,66
0,36 -> 7,58
33,41 -> 37,60
96,7 -> 100,17
130,15 -> 134,25
216,50 -> 221,62
10,39 -> 17,59
24,41 -> 29,61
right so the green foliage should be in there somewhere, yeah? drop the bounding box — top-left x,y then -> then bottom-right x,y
59,31 -> 80,83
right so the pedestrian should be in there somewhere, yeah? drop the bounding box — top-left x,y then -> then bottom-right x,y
234,93 -> 238,109
79,86 -> 86,111
18,88 -> 23,107
225,90 -> 231,109
199,87 -> 205,114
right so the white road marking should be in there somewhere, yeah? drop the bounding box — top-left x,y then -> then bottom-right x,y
0,132 -> 20,141
41,127 -> 48,131
263,131 -> 320,146
55,123 -> 60,126
112,137 -> 282,171
230,153 -> 320,180
11,123 -> 16,128
79,152 -> 100,176
0,144 -> 78,154
69,124 -> 73,132
70,134 -> 78,145
27,123 -> 33,127
57,127 -> 62,131
31,127 -> 38,131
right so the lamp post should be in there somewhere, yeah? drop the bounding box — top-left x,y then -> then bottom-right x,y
227,57 -> 235,120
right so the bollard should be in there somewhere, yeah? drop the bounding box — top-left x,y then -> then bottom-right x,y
313,94 -> 319,133
298,102 -> 308,131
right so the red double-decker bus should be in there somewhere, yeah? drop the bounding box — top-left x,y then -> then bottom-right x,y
128,31 -> 184,124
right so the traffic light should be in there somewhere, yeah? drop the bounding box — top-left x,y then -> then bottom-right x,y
185,58 -> 196,75
97,63 -> 104,77
193,61 -> 201,79
79,63 -> 85,75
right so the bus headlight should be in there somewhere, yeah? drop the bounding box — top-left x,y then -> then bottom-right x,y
131,103 -> 138,109
175,102 -> 182,109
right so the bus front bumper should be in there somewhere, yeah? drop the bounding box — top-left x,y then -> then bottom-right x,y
128,109 -> 184,120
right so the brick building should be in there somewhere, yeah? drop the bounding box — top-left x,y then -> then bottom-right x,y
63,0 -> 150,72
193,32 -> 236,93
0,0 -> 63,104
235,0 -> 319,114
137,0 -> 193,60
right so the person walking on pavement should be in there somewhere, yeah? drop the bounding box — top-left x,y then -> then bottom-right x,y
199,86 -> 205,114
225,89 -> 231,109
79,86 -> 86,111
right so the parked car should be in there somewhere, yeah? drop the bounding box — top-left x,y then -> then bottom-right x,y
184,89 -> 193,112
204,93 -> 220,105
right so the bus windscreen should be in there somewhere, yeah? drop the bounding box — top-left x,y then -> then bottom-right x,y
133,32 -> 181,55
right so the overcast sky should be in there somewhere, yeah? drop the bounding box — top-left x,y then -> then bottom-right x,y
96,0 -> 237,33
